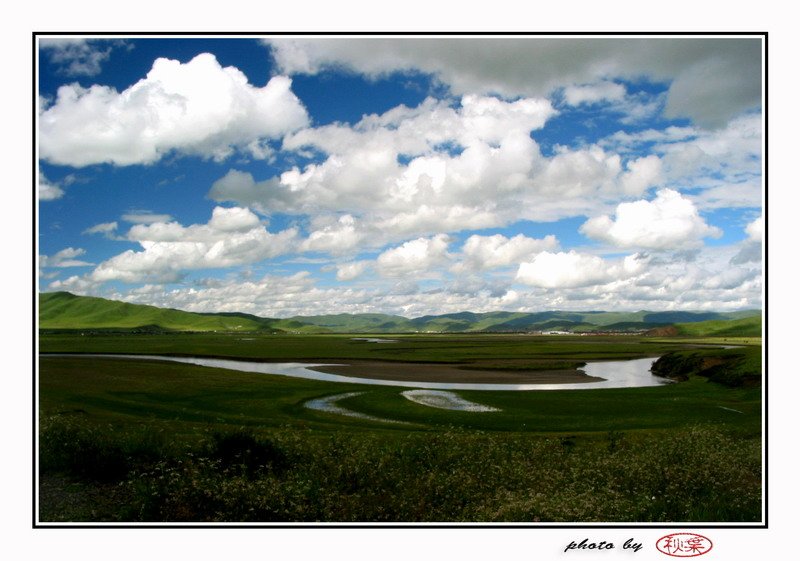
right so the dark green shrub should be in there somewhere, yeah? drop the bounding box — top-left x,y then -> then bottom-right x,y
207,430 -> 289,477
650,352 -> 704,381
650,348 -> 762,387
39,416 -> 169,482
39,417 -> 130,482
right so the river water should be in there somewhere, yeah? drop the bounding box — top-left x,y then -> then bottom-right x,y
44,354 -> 671,391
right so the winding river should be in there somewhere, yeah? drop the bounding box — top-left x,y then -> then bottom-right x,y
43,354 -> 671,391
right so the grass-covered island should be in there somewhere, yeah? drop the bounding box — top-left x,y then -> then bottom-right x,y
37,293 -> 762,523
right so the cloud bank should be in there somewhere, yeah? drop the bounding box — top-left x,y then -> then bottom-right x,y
266,37 -> 762,127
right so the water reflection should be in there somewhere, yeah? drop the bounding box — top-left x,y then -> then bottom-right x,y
47,354 -> 671,391
402,390 -> 500,411
350,338 -> 398,343
305,392 -> 410,424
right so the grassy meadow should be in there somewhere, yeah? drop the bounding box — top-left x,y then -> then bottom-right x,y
37,332 -> 763,523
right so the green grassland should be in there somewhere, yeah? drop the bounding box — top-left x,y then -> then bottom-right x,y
38,331 -> 763,523
37,331 -> 717,363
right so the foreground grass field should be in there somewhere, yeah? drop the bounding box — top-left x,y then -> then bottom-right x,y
37,333 -> 763,523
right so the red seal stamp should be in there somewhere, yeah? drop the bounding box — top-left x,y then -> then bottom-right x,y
656,533 -> 713,557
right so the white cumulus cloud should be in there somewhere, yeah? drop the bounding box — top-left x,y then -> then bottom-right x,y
89,207 -> 298,283
40,38 -> 122,76
534,146 -> 621,197
376,234 -> 452,277
38,172 -> 64,201
210,96 -> 663,250
515,250 -> 648,289
619,155 -> 663,195
336,261 -> 369,281
454,233 -> 558,272
602,114 -> 762,211
83,222 -> 119,239
300,214 -> 367,255
207,95 -> 568,249
745,215 -> 763,243
122,212 -> 174,224
39,53 -> 309,167
48,275 -> 104,294
580,189 -> 721,249
40,247 -> 93,268
731,215 -> 763,265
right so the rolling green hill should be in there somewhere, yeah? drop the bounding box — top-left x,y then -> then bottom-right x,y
39,292 -> 279,332
38,291 -> 762,335
673,315 -> 763,337
288,313 -> 411,332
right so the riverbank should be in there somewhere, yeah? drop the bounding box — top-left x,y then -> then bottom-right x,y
41,353 -> 669,390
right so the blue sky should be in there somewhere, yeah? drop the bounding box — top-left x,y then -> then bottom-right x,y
37,36 -> 763,317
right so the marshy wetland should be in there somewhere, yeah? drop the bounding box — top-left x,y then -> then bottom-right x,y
37,332 -> 763,523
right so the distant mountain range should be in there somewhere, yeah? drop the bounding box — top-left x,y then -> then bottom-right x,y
38,291 -> 763,336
